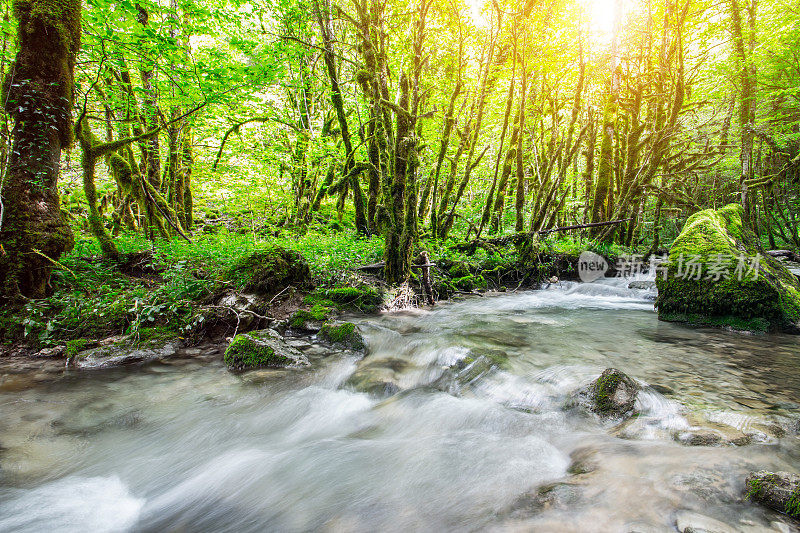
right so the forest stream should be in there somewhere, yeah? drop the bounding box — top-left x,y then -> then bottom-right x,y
2,279 -> 800,532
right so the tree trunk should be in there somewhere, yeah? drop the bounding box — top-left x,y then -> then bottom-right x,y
729,0 -> 756,222
0,0 -> 80,299
514,44 -> 528,232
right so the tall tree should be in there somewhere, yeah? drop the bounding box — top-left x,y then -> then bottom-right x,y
0,0 -> 81,299
729,0 -> 757,222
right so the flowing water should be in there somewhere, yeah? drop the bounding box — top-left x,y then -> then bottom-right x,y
2,279 -> 800,532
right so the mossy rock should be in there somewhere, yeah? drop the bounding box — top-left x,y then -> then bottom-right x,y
745,471 -> 800,519
569,368 -> 640,418
65,338 -> 92,359
310,285 -> 386,313
226,246 -> 311,296
289,302 -> 334,331
591,368 -> 640,416
318,320 -> 366,352
656,204 -> 800,333
223,329 -> 309,372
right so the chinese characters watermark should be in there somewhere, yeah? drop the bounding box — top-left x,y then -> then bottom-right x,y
613,253 -> 762,281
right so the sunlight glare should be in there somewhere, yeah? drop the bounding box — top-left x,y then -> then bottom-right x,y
584,0 -> 618,37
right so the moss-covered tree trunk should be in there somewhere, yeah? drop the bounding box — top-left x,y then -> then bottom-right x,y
0,0 -> 80,300
76,117 -> 120,261
136,5 -> 161,194
729,0 -> 757,223
424,77 -> 461,232
489,108 -> 521,235
181,124 -> 194,230
513,45 -> 528,233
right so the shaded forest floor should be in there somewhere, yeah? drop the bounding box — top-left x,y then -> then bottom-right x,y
0,211 -> 631,357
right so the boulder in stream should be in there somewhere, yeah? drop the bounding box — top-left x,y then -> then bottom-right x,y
223,329 -> 309,371
576,368 -> 641,418
344,357 -> 407,397
745,471 -> 800,520
675,510 -> 738,533
318,321 -> 366,352
656,204 -> 800,333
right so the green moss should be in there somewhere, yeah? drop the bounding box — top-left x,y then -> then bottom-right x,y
745,473 -> 779,501
656,204 -> 800,331
659,312 -> 770,333
453,274 -> 485,292
319,321 -> 365,350
786,490 -> 800,518
321,321 -> 354,342
223,333 -> 290,371
17,0 -> 82,53
65,338 -> 90,358
448,262 -> 471,278
746,473 -> 800,518
226,246 -> 311,295
593,372 -> 623,413
289,302 -> 334,329
304,285 -> 385,313
479,349 -> 509,368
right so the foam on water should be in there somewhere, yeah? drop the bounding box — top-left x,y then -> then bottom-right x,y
0,475 -> 143,533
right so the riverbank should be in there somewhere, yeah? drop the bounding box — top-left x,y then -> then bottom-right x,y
0,225 -> 627,373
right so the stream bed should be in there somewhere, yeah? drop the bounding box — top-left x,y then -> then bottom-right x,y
2,279 -> 800,532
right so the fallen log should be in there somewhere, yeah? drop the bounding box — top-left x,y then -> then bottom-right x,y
766,250 -> 800,262
453,218 -> 634,253
357,261 -> 437,271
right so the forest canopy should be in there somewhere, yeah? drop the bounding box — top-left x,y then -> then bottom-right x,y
0,0 -> 797,298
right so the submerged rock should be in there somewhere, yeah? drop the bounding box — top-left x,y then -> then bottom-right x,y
223,329 -> 309,372
628,280 -> 656,290
656,204 -> 800,333
344,357 -> 407,397
675,430 -> 724,447
432,353 -> 504,393
675,510 -> 737,533
318,321 -> 366,352
567,446 -> 599,475
745,471 -> 800,519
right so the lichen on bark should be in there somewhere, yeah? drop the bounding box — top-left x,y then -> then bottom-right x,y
0,0 -> 81,300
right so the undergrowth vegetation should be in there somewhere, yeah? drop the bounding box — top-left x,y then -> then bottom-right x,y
0,227 -> 384,347
1,208 -> 635,349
